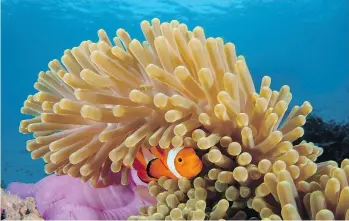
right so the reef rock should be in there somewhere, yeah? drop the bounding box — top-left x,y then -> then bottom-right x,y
1,188 -> 43,220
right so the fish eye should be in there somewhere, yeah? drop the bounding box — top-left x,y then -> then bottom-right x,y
178,158 -> 182,162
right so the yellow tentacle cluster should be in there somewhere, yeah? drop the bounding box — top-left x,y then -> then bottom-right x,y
19,18 -> 348,220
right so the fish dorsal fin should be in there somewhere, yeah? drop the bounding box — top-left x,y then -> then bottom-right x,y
150,146 -> 166,162
167,146 -> 184,178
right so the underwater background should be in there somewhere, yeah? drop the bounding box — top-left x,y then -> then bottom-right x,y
1,0 -> 348,187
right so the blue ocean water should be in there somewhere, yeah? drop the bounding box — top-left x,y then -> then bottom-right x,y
1,0 -> 348,186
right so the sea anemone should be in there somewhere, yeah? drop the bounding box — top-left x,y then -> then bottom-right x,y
253,158 -> 349,220
6,172 -> 154,220
19,18 -> 349,220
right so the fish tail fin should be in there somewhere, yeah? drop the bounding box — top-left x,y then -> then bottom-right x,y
133,149 -> 156,183
133,149 -> 147,171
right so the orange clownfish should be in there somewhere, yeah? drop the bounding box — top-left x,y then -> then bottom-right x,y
133,146 -> 203,183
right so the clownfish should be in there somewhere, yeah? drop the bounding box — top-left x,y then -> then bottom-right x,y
133,146 -> 203,183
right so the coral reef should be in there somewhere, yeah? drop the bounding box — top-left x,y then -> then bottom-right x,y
18,18 -> 349,220
300,115 -> 349,163
1,188 -> 43,220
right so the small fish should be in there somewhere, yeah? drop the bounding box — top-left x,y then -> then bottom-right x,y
133,146 -> 203,183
